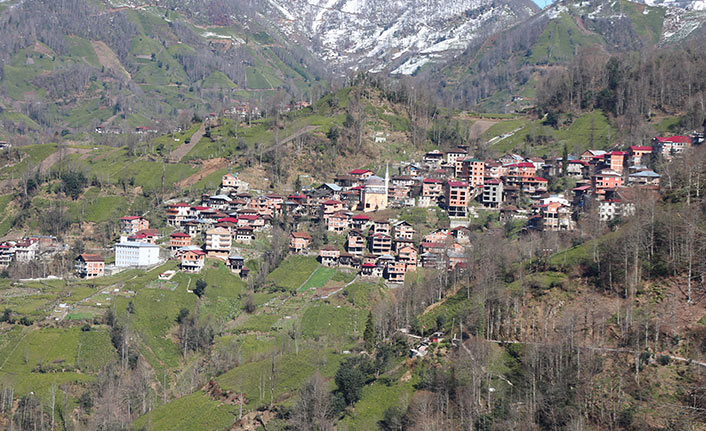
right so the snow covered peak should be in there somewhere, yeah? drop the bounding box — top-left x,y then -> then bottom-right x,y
262,0 -> 539,75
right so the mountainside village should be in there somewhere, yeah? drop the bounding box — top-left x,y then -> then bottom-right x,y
1,127 -> 704,287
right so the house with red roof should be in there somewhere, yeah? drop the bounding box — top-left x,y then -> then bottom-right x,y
350,214 -> 371,230
505,162 -> 537,178
567,160 -> 589,178
349,169 -> 374,180
653,136 -> 691,159
360,262 -> 383,278
169,232 -> 191,252
181,249 -> 206,273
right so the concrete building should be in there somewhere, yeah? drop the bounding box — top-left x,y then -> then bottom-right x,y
115,242 -> 160,267
444,181 -> 470,217
75,254 -> 105,278
205,227 -> 232,259
482,179 -> 504,208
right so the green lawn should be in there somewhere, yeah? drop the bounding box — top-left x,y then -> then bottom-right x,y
338,380 -> 416,431
267,255 -> 319,292
300,304 -> 365,341
131,390 -> 237,431
216,348 -> 344,409
0,326 -> 116,399
298,266 -> 337,292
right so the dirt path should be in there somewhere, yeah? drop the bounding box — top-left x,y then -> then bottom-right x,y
169,122 -> 207,163
469,119 -> 499,140
261,125 -> 319,155
38,147 -> 92,175
176,157 -> 229,189
91,41 -> 131,80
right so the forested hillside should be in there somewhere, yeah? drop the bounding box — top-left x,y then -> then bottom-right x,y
0,0 -> 327,142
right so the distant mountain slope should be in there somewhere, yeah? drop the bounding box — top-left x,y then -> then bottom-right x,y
0,0 -> 327,138
424,0 -> 706,111
258,0 -> 539,75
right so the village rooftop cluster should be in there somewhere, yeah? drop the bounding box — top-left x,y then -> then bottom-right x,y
62,126 -> 704,287
1,126 -> 700,286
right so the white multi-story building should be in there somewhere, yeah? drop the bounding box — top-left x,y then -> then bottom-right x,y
115,242 -> 160,267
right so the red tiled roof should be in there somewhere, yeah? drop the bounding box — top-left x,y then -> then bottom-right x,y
349,169 -> 373,175
121,216 -> 142,220
532,177 -> 548,182
217,217 -> 238,223
362,263 -> 376,268
79,253 -> 104,262
191,206 -> 211,211
607,151 -> 627,156
447,181 -> 469,187
322,199 -> 343,205
352,214 -> 370,220
629,146 -> 652,152
291,232 -> 312,239
170,232 -> 190,238
655,135 -> 690,143
423,178 -> 442,184
573,185 -> 591,191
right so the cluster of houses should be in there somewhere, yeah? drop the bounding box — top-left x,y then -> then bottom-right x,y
0,236 -> 61,270
72,122 -> 703,285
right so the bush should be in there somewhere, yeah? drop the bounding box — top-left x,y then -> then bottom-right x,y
81,324 -> 91,332
656,354 -> 671,366
193,279 -> 207,298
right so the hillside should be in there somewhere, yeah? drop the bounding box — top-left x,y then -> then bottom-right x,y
425,0 -> 706,111
0,2 -> 705,431
0,0 -> 327,140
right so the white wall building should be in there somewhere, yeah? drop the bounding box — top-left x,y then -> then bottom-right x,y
115,242 -> 160,267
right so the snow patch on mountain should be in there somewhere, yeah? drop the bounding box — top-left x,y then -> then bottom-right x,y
263,0 -> 538,75
639,0 -> 706,10
661,7 -> 706,42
